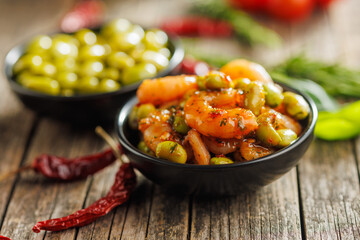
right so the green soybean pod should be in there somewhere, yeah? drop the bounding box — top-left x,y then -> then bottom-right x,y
276,129 -> 297,147
137,103 -> 156,120
173,115 -> 190,134
264,83 -> 284,107
138,141 -> 155,156
283,92 -> 309,120
155,141 -> 187,164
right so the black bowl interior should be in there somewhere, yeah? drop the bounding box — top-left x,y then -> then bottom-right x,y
116,84 -> 318,195
3,31 -> 184,123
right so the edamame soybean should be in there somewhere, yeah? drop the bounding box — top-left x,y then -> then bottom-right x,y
155,141 -> 187,164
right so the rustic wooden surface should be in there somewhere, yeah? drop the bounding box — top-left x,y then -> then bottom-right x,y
0,0 -> 359,239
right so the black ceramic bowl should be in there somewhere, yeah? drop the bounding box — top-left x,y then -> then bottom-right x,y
4,34 -> 184,123
116,84 -> 317,195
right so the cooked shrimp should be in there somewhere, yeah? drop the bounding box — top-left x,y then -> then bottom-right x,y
220,59 -> 273,84
240,139 -> 274,161
258,109 -> 302,135
202,136 -> 240,155
186,129 -> 210,165
137,75 -> 198,105
184,90 -> 258,139
139,109 -> 180,152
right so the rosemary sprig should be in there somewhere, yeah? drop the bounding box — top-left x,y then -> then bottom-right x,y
190,0 -> 282,47
272,55 -> 360,98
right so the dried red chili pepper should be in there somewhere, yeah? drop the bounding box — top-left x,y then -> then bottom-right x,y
32,163 -> 136,233
32,145 -> 121,180
180,57 -> 211,76
60,0 -> 105,33
0,235 -> 11,240
0,146 -> 120,182
161,16 -> 233,37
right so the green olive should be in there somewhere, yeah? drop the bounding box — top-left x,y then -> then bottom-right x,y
121,63 -> 157,85
140,50 -> 169,70
155,141 -> 187,164
13,54 -> 43,74
77,76 -> 100,94
61,88 -> 75,96
244,82 -> 265,116
99,68 -> 120,81
277,129 -> 297,147
233,78 -> 251,90
50,35 -> 79,58
210,157 -> 234,165
99,78 -> 121,92
130,25 -> 145,40
54,57 -> 77,72
129,44 -> 146,61
158,48 -> 171,58
143,29 -> 168,50
264,83 -> 284,107
19,75 -> 60,95
106,52 -> 135,69
173,115 -> 190,134
78,44 -> 107,61
283,92 -> 309,120
137,103 -> 156,120
204,71 -> 234,90
30,62 -> 57,77
256,123 -> 281,147
79,61 -> 104,77
108,32 -> 141,52
56,72 -> 78,88
137,141 -> 155,156
52,34 -> 80,46
26,35 -> 52,54
75,29 -> 97,45
128,106 -> 139,129
101,18 -> 132,38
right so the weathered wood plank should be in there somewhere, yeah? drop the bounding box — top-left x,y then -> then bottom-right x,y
0,118 -> 109,239
298,141 -> 360,239
190,169 -> 301,240
146,186 -> 189,240
111,176 -> 152,240
0,0 -> 74,238
75,161 -> 123,240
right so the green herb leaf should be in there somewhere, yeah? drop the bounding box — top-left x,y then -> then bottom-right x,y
190,0 -> 282,47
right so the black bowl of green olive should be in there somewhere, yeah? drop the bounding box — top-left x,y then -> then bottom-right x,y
4,19 -> 184,123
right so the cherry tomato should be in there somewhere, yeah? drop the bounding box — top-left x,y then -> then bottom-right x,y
266,0 -> 314,21
317,0 -> 334,8
228,0 -> 268,11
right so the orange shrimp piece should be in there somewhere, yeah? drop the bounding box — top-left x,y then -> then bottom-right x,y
202,136 -> 240,155
184,90 -> 258,139
220,59 -> 273,84
259,109 -> 302,135
137,75 -> 198,105
240,139 -> 274,161
187,129 -> 210,165
139,109 -> 180,152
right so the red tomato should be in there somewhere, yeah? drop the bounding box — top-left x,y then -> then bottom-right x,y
317,0 -> 334,8
228,0 -> 269,11
266,0 -> 314,21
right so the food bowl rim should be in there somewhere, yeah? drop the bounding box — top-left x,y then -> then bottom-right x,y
116,83 -> 318,170
3,29 -> 184,102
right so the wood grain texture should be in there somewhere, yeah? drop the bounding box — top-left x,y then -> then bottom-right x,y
146,186 -> 189,240
298,141 -> 360,239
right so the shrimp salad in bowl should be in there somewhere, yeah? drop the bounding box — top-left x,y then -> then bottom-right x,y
128,59 -> 310,165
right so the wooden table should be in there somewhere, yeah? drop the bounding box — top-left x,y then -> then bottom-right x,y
1,0 -> 359,239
